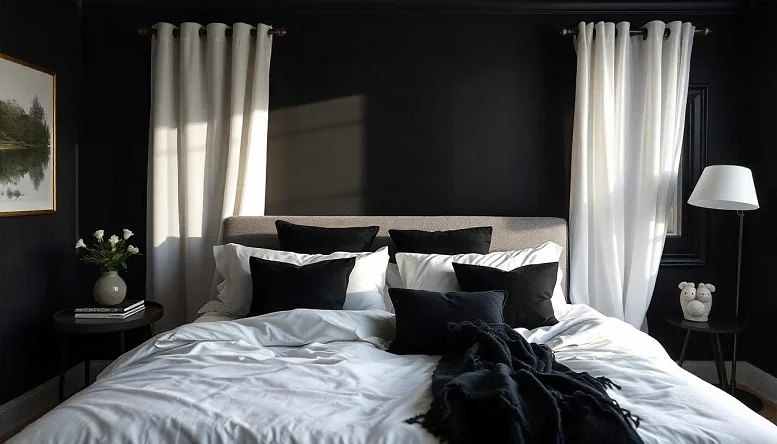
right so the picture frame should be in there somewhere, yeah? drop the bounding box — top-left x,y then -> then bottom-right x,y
0,51 -> 56,217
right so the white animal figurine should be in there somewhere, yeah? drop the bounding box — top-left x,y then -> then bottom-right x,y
678,282 -> 714,322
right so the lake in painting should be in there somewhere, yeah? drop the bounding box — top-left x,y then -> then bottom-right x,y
0,54 -> 55,216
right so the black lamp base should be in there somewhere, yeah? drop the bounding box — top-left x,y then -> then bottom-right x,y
732,387 -> 764,412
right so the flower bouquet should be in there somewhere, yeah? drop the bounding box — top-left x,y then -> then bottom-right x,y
76,229 -> 141,305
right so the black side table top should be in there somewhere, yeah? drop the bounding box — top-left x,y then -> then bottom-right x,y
53,301 -> 164,334
665,313 -> 746,334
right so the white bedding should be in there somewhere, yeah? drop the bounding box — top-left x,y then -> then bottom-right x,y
12,305 -> 777,443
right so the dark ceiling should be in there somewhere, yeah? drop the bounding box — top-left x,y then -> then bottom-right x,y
73,0 -> 758,14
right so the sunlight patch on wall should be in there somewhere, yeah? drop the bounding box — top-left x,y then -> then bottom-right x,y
266,95 -> 365,215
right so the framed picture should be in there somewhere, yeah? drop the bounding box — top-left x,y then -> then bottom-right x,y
0,52 -> 56,217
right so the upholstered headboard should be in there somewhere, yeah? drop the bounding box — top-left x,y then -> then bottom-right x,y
221,216 -> 569,293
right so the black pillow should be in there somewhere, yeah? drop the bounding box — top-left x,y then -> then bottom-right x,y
388,288 -> 506,355
248,257 -> 356,316
275,220 -> 380,254
452,262 -> 559,330
389,226 -> 492,256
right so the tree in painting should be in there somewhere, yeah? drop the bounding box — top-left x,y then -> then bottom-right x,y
0,95 -> 52,191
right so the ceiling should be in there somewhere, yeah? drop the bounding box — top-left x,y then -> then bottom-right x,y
73,0 -> 758,14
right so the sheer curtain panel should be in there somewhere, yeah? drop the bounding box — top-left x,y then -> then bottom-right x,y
148,22 -> 273,330
569,21 -> 694,329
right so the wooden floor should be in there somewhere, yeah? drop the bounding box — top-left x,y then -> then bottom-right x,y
746,386 -> 777,424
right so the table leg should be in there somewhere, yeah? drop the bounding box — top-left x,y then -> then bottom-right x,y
120,330 -> 126,353
731,331 -> 740,392
58,335 -> 67,403
145,325 -> 152,341
711,334 -> 729,391
678,330 -> 692,366
84,359 -> 90,387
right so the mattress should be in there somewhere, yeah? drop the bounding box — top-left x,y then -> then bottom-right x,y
10,305 -> 777,443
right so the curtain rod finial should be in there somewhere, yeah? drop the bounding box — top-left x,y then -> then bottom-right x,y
560,28 -> 577,36
269,28 -> 287,37
698,28 -> 711,36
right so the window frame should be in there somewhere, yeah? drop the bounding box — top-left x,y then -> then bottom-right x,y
661,84 -> 708,267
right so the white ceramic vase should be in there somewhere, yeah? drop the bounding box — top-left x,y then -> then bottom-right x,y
93,271 -> 127,306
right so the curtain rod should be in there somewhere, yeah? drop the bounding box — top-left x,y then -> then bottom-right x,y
560,27 -> 711,37
137,27 -> 287,38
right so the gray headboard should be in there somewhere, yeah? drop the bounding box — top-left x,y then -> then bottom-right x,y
222,216 -> 568,293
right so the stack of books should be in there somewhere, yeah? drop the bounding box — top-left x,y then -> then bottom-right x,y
74,300 -> 145,319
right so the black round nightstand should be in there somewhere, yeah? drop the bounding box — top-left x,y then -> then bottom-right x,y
52,301 -> 163,403
666,313 -> 762,411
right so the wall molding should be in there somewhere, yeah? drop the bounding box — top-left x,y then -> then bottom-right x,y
682,360 -> 777,403
0,360 -> 111,440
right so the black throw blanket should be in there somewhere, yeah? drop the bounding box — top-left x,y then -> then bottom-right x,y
407,321 -> 644,444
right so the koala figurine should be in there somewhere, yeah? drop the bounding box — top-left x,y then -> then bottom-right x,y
679,282 -> 715,322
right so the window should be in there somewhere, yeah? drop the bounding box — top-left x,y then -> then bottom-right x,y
661,85 -> 707,266
666,158 -> 682,236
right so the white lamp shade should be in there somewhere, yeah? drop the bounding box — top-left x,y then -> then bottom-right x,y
688,165 -> 759,211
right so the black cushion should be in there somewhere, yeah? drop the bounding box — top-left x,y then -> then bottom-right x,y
452,262 -> 559,330
249,257 -> 356,316
275,220 -> 380,254
388,288 -> 506,355
389,226 -> 492,256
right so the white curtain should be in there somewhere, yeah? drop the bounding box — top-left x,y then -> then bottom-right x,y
148,22 -> 273,330
569,21 -> 694,329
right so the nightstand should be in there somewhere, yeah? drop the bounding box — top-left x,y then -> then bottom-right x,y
665,313 -> 762,411
52,301 -> 163,403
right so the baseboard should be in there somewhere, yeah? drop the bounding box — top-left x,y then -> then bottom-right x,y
681,360 -> 777,403
0,360 -> 112,440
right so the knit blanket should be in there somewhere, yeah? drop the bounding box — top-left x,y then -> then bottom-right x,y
407,321 -> 643,444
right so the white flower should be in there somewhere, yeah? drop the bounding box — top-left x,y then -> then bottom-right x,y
108,235 -> 120,247
127,245 -> 140,255
75,239 -> 86,249
94,230 -> 104,241
123,229 -> 133,240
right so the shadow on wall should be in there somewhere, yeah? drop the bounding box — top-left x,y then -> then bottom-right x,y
266,95 -> 366,215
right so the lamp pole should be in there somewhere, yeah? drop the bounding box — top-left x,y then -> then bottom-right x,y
730,210 -> 763,410
730,211 -> 743,392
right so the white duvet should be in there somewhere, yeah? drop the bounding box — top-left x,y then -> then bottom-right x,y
12,305 -> 777,443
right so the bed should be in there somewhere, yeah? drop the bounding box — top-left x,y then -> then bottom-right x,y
11,216 -> 777,443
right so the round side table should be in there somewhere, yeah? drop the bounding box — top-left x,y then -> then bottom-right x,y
665,313 -> 762,411
52,301 -> 163,403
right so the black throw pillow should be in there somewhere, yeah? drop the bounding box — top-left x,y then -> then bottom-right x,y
389,226 -> 493,256
249,256 -> 356,316
388,288 -> 506,355
452,262 -> 559,330
275,220 -> 380,254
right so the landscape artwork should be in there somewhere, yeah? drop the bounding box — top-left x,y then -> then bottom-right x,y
0,53 -> 55,217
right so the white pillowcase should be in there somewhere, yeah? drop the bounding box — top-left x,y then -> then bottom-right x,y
395,241 -> 568,316
204,244 -> 390,317
382,263 -> 404,313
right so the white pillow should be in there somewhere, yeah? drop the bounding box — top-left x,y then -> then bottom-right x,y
205,244 -> 390,317
396,241 -> 568,316
382,263 -> 403,313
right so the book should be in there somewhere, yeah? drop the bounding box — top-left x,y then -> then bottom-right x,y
74,305 -> 145,319
74,300 -> 144,314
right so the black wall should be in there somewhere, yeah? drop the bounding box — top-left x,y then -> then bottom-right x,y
743,0 -> 777,375
80,9 -> 750,363
0,0 -> 768,410
0,0 -> 81,404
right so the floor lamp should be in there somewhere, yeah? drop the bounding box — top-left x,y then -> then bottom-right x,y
688,165 -> 761,410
